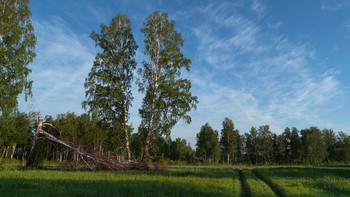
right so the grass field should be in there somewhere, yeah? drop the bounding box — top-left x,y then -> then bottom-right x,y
0,165 -> 349,196
253,166 -> 350,197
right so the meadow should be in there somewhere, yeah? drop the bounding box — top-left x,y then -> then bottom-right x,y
0,165 -> 349,197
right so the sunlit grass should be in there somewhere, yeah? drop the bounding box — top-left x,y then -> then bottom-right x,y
0,167 -> 239,197
1,165 -> 349,196
241,169 -> 276,197
254,166 -> 350,197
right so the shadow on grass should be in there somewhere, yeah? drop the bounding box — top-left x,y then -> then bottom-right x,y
253,166 -> 350,197
318,165 -> 350,168
255,166 -> 350,179
110,167 -> 238,180
0,177 -> 233,197
2,165 -> 239,180
238,169 -> 251,197
1,165 -> 61,172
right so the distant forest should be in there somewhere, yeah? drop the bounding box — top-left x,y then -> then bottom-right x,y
1,112 -> 349,165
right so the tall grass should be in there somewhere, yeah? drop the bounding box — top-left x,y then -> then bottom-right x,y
0,167 -> 239,197
1,165 -> 348,196
241,169 -> 276,197
254,166 -> 350,197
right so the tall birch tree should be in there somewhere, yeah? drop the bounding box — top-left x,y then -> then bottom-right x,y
83,14 -> 137,160
138,11 -> 198,162
0,0 -> 36,113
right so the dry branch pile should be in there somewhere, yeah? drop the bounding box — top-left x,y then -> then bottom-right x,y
26,120 -> 148,170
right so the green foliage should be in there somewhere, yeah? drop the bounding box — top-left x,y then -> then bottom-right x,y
196,123 -> 220,163
244,127 -> 259,164
0,160 -> 4,170
258,125 -> 274,163
83,13 -> 137,160
337,132 -> 350,163
138,11 -> 198,161
170,138 -> 194,162
322,129 -> 337,163
26,140 -> 46,167
151,135 -> 170,161
104,122 -> 131,156
301,127 -> 328,165
272,133 -> 286,164
290,127 -> 302,163
0,111 -> 34,161
220,118 -> 240,163
4,110 -> 349,165
130,132 -> 144,161
0,0 -> 36,113
52,112 -> 107,147
0,112 -> 16,150
83,13 -> 137,119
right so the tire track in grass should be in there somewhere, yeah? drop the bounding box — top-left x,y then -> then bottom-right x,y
242,169 -> 276,197
238,169 -> 251,197
251,169 -> 283,197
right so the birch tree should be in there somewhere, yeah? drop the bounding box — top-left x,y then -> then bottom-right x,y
0,0 -> 36,113
83,14 -> 137,160
220,118 -> 239,163
138,11 -> 198,162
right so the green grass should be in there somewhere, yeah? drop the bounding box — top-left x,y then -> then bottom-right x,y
254,166 -> 350,197
0,167 -> 239,197
241,169 -> 276,197
0,164 -> 349,196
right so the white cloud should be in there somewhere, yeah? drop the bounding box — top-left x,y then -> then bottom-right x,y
185,1 -> 344,138
19,0 -> 348,148
345,18 -> 350,33
251,0 -> 266,18
192,11 -> 267,70
19,16 -> 96,117
321,0 -> 350,11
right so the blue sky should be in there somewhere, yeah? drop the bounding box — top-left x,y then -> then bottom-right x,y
19,0 -> 350,146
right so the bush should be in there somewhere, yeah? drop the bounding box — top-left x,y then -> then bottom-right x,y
0,160 -> 4,171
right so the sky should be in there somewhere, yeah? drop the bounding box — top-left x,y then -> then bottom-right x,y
19,0 -> 350,146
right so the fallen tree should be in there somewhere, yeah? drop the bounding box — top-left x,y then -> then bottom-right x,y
26,119 -> 148,170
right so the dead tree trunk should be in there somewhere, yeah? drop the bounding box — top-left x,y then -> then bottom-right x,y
10,143 -> 16,159
26,120 -> 148,170
0,147 -> 5,160
4,146 -> 9,158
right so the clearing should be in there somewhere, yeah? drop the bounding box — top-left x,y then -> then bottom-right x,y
0,165 -> 349,196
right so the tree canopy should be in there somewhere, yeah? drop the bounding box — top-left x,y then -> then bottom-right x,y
83,13 -> 137,160
196,123 -> 220,163
138,11 -> 198,162
0,0 -> 36,113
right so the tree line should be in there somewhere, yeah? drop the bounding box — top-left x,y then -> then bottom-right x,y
196,118 -> 350,165
1,112 -> 350,165
0,111 -> 195,164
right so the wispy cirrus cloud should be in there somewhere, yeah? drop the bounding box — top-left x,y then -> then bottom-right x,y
21,16 -> 96,116
321,0 -> 350,11
251,0 -> 267,18
183,1 -> 344,135
19,0 -> 349,147
192,10 -> 266,70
